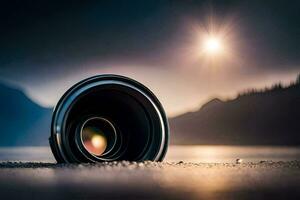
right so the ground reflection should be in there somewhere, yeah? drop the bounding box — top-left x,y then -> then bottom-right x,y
166,145 -> 300,163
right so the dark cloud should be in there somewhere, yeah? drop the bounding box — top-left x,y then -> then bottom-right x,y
0,1 -> 179,74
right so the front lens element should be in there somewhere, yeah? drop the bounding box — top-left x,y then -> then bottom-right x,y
81,117 -> 116,156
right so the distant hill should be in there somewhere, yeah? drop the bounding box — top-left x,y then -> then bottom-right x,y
0,82 -> 52,146
1,75 -> 300,146
169,76 -> 300,145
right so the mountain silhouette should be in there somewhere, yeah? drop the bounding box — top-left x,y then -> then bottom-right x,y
1,76 -> 300,146
0,82 -> 52,146
170,76 -> 300,145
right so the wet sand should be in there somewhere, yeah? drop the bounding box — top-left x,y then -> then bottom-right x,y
0,161 -> 300,200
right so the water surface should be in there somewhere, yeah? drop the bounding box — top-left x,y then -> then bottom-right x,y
1,145 -> 299,163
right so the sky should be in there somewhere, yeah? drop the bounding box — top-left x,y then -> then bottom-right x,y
0,0 -> 300,117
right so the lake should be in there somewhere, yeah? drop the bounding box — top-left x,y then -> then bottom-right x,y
1,145 -> 300,163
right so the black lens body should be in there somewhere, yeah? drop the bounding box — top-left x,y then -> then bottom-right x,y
49,75 -> 169,163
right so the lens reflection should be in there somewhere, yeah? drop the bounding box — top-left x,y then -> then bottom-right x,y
82,126 -> 107,156
81,118 -> 116,156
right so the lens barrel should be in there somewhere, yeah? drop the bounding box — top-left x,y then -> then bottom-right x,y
49,75 -> 169,163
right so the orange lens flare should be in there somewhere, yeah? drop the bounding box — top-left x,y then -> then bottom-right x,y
82,127 -> 107,156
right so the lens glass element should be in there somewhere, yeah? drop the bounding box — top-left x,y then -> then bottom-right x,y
80,118 -> 116,156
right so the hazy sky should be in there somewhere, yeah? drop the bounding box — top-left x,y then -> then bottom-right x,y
0,0 -> 299,116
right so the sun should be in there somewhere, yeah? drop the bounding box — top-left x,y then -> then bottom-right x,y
183,15 -> 238,67
203,36 -> 223,54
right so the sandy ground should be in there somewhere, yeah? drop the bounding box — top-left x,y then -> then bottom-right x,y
0,161 -> 299,200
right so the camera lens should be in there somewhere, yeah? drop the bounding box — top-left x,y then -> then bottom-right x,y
49,75 -> 169,163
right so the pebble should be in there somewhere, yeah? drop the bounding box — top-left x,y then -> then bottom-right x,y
236,159 -> 243,164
